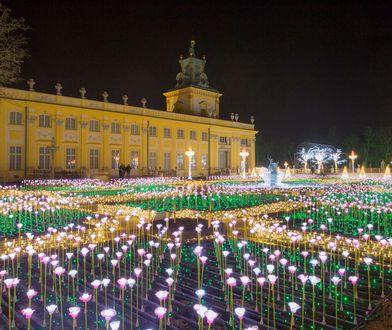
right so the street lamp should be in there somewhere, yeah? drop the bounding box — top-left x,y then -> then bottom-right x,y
284,161 -> 288,170
185,149 -> 195,180
349,150 -> 357,173
239,150 -> 249,178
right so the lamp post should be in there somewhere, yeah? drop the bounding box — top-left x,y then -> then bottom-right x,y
240,150 -> 249,178
349,150 -> 357,173
185,149 -> 195,180
284,161 -> 288,170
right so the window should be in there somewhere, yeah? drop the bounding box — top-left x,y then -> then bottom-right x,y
131,124 -> 140,135
201,132 -> 208,141
219,136 -> 229,145
9,112 -> 22,125
90,149 -> 99,169
111,150 -> 120,169
65,148 -> 76,170
241,138 -> 249,146
39,147 -> 50,170
164,152 -> 171,171
131,151 -> 139,169
177,129 -> 184,139
149,126 -> 157,137
177,153 -> 184,170
65,118 -> 77,130
164,128 -> 171,138
39,114 -> 51,128
149,152 -> 157,169
191,155 -> 196,170
190,131 -> 197,140
201,154 -> 208,170
9,146 -> 22,170
89,120 -> 100,132
111,122 -> 121,134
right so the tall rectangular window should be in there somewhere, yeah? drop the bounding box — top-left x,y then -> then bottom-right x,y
65,148 -> 76,170
65,118 -> 77,130
9,146 -> 22,170
111,150 -> 120,169
111,122 -> 121,134
201,154 -> 208,170
149,126 -> 157,137
177,153 -> 184,170
164,152 -> 171,171
164,128 -> 171,138
89,120 -> 100,132
177,129 -> 184,139
90,149 -> 99,169
201,132 -> 208,141
39,114 -> 51,128
131,151 -> 139,169
9,112 -> 22,125
219,136 -> 228,145
131,124 -> 140,135
190,130 -> 196,140
149,152 -> 157,169
191,155 -> 196,170
39,147 -> 50,170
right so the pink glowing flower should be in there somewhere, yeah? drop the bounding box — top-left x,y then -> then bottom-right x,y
268,275 -> 278,285
22,308 -> 34,319
134,268 -> 142,278
348,276 -> 359,285
298,274 -> 308,285
166,277 -> 174,287
240,276 -> 251,286
117,278 -> 127,289
101,308 -> 116,321
195,289 -> 205,299
226,277 -> 236,287
79,293 -> 92,303
199,256 -> 208,264
155,290 -> 169,302
91,280 -> 101,289
154,307 -> 167,319
205,309 -> 218,325
257,277 -> 266,287
280,258 -> 288,267
46,304 -> 57,315
234,307 -> 246,320
54,267 -> 65,276
69,306 -> 81,319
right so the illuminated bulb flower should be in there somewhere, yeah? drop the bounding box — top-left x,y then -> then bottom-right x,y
338,268 -> 346,277
195,289 -> 205,299
280,258 -> 288,267
288,302 -> 301,313
22,308 -> 34,319
154,307 -> 167,319
266,264 -> 275,274
226,277 -> 236,287
54,267 -> 66,276
253,267 -> 261,276
268,275 -> 278,285
80,248 -> 89,257
46,304 -> 57,315
117,278 -> 127,288
134,268 -> 142,278
205,309 -> 218,325
240,276 -> 251,286
110,321 -> 120,330
26,289 -> 38,300
224,268 -> 233,277
234,307 -> 246,320
68,270 -> 77,278
257,277 -> 266,287
102,279 -> 111,287
309,276 -> 320,286
79,293 -> 92,303
199,256 -> 208,264
166,268 -> 173,276
288,266 -> 297,274
222,251 -> 230,258
69,306 -> 81,319
298,274 -> 308,285
348,276 -> 359,285
331,276 -> 341,286
155,290 -> 169,302
91,280 -> 101,290
101,308 -> 116,321
363,257 -> 373,266
166,277 -> 174,287
127,278 -> 136,288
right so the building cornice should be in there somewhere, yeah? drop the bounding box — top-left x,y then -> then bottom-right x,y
0,87 -> 255,132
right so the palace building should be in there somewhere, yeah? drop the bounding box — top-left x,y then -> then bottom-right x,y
0,41 -> 257,181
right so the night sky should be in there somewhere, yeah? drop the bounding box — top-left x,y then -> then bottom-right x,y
5,0 -> 392,144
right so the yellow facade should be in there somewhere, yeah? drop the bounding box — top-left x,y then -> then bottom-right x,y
0,41 -> 257,181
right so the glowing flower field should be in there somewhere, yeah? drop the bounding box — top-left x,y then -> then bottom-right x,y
0,176 -> 391,329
